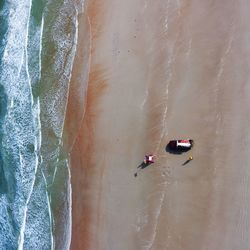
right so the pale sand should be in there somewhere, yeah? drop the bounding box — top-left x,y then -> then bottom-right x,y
66,0 -> 250,249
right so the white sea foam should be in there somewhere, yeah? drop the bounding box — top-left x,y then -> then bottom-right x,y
39,16 -> 44,81
0,0 -> 44,248
0,0 -> 82,248
144,191 -> 166,250
61,5 -> 79,139
39,1 -> 82,248
18,101 -> 41,250
42,2 -> 79,140
41,171 -> 54,249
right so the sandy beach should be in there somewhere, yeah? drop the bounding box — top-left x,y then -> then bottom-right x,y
65,0 -> 250,249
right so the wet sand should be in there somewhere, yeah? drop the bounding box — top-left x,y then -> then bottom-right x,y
66,0 -> 250,249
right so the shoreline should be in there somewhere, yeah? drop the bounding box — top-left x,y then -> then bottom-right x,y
65,0 -> 110,249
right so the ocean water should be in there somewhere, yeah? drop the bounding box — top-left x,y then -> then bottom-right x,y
0,0 -> 83,248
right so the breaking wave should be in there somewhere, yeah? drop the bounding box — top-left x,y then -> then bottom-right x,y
0,0 -> 83,248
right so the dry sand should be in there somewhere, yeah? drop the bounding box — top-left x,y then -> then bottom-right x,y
65,0 -> 250,249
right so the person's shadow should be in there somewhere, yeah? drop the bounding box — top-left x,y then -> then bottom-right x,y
134,161 -> 152,177
182,159 -> 192,166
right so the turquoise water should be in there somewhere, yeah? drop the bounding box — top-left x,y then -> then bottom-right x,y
0,0 -> 83,248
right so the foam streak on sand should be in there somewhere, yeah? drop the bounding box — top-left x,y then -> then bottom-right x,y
0,0 -> 45,248
144,190 -> 166,250
66,159 -> 73,250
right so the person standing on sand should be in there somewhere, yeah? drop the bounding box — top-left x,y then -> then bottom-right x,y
134,155 -> 156,177
182,156 -> 193,166
144,154 -> 156,164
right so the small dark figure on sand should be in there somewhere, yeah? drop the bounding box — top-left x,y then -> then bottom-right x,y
134,154 -> 155,177
182,156 -> 193,166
